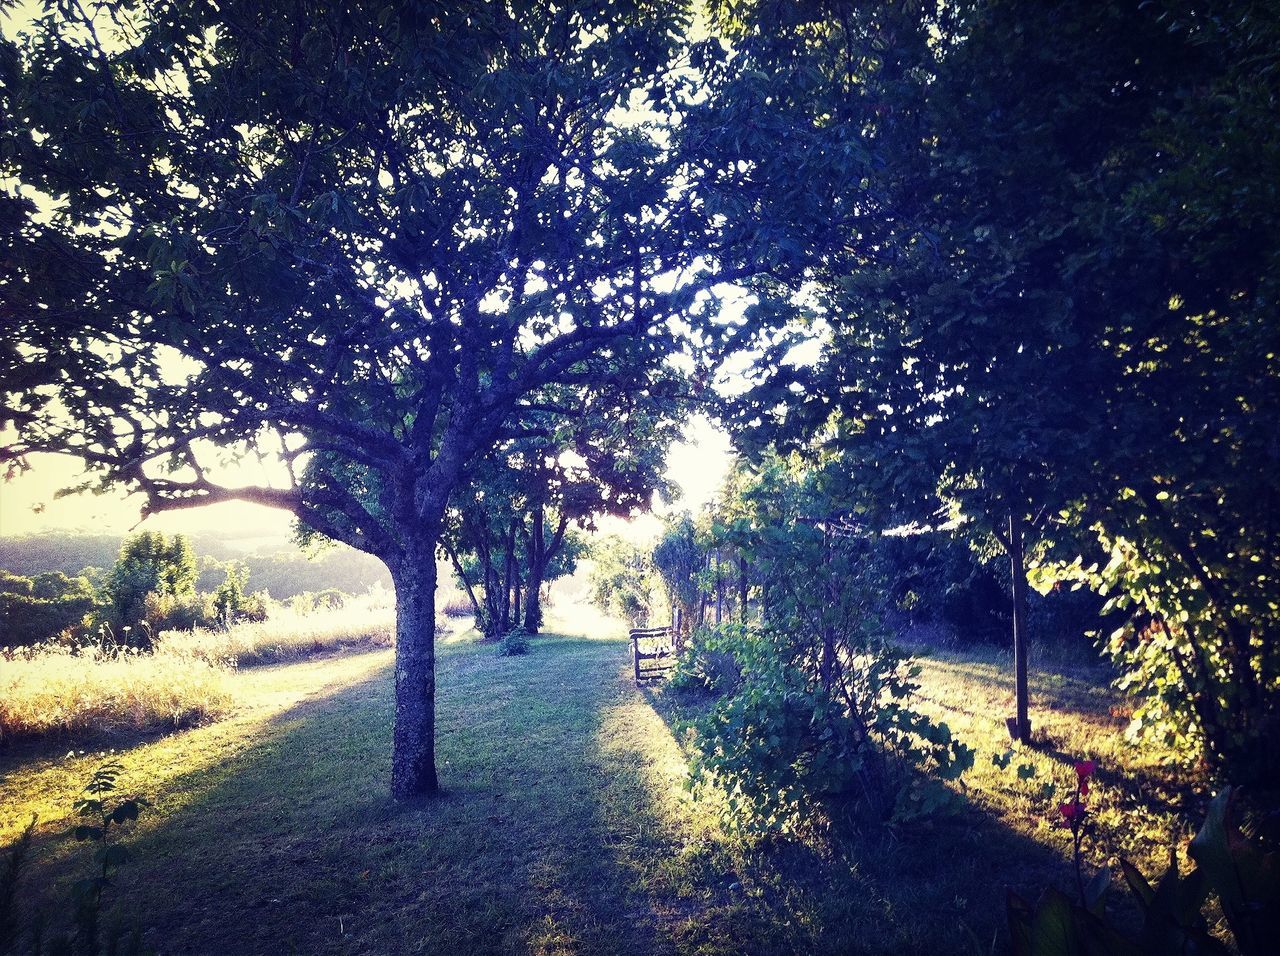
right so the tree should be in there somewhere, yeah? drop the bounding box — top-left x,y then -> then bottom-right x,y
652,513 -> 705,637
0,0 -> 727,797
105,531 -> 199,640
0,569 -> 97,647
588,534 -> 657,624
674,450 -> 975,828
443,360 -> 684,636
707,0 -> 1280,776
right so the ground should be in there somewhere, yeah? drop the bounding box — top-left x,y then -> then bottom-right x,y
0,608 -> 1198,954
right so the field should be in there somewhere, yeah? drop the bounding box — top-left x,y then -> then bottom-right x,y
0,596 -> 398,744
0,604 -> 1202,955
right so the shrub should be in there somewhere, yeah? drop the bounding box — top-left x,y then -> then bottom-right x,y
684,623 -> 974,832
498,627 -> 530,657
0,570 -> 98,648
669,627 -> 741,695
0,643 -> 233,743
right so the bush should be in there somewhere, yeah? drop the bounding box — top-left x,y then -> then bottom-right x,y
0,570 -> 97,648
669,627 -> 741,695
498,627 -> 530,657
684,623 -> 974,832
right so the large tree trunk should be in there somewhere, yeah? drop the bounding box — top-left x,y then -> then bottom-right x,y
391,546 -> 441,798
1008,511 -> 1032,744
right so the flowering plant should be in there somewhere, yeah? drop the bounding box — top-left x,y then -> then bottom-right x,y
1056,760 -> 1097,904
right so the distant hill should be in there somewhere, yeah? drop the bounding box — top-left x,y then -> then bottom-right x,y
0,531 -> 392,600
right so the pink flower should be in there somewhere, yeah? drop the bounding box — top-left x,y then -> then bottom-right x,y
1074,760 -> 1096,781
1058,801 -> 1084,826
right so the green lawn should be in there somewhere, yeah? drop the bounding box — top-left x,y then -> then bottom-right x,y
0,614 -> 1193,954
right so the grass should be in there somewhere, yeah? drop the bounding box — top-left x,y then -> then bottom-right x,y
0,608 -> 1203,954
0,595 -> 407,746
159,595 -> 396,666
0,644 -> 233,745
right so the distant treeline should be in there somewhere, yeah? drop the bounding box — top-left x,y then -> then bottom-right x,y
0,532 -> 391,600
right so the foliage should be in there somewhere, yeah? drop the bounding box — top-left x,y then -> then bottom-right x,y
668,627 -> 741,695
0,0 -> 725,796
675,458 -> 973,831
1037,528 -> 1280,788
588,535 -> 660,625
708,0 -> 1280,786
1007,786 -> 1279,956
497,627 -> 531,658
444,367 -> 683,638
210,562 -> 267,625
652,515 -> 707,635
103,532 -> 199,644
684,622 -> 973,831
0,570 -> 97,649
0,532 -> 393,602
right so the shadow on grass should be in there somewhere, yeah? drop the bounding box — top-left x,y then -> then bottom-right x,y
634,681 -> 1092,954
7,633 -> 1125,955
45,635 -> 683,954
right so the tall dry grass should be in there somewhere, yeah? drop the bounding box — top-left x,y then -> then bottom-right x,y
0,590 -> 473,744
160,598 -> 396,666
0,644 -> 234,744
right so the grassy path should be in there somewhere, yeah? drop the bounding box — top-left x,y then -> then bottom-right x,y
1,617 -> 1185,954
2,625 -> 734,954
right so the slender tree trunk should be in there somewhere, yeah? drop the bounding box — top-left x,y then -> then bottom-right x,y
714,548 -> 723,625
523,506 -> 546,633
821,527 -> 836,692
738,554 -> 748,624
444,540 -> 483,621
391,545 -> 441,798
1009,511 -> 1032,743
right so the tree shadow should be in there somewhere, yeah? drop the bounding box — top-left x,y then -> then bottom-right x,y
4,635 -> 1138,954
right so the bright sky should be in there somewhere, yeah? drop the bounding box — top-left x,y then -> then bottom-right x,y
0,416 -> 735,545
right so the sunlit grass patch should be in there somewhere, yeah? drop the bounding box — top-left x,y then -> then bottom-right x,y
0,644 -> 234,745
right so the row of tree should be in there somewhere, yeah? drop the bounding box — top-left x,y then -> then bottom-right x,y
436,366 -> 684,638
702,0 -> 1278,787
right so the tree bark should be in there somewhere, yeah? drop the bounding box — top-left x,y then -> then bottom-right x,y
1008,511 -> 1032,743
391,545 -> 441,798
523,505 -> 546,633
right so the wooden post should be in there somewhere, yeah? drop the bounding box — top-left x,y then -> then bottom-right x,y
1009,511 -> 1031,743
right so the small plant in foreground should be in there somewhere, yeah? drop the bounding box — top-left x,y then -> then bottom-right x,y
0,760 -> 149,955
1007,773 -> 1280,956
498,627 -> 530,657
